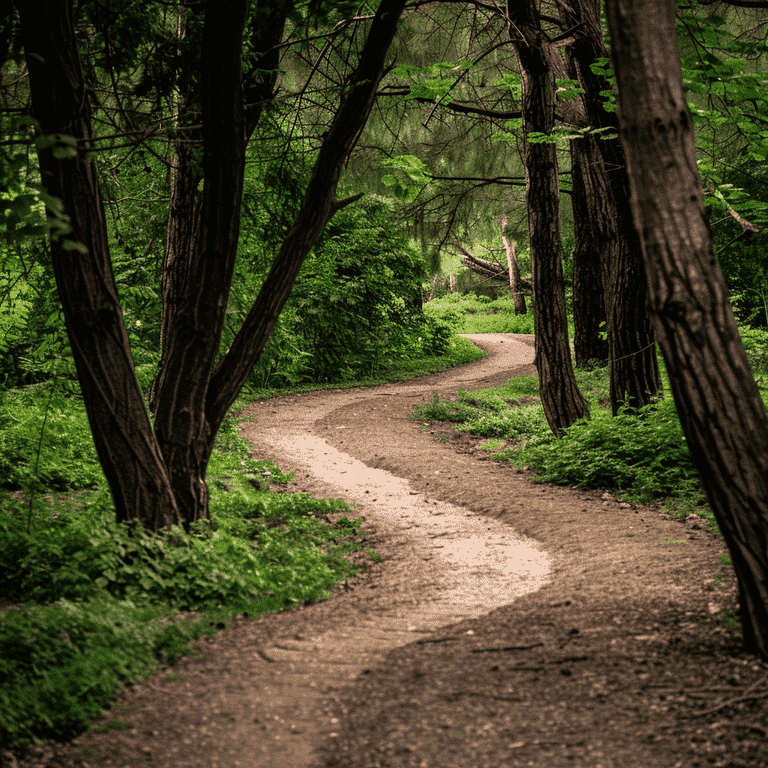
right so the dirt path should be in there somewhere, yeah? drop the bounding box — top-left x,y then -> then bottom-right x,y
16,334 -> 768,768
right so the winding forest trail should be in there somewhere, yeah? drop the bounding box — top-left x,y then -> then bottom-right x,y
23,334 -> 767,768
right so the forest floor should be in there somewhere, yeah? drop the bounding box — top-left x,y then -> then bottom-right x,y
10,334 -> 768,768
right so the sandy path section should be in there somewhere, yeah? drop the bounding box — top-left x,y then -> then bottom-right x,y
234,335 -> 551,766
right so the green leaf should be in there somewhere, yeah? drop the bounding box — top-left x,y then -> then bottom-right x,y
61,240 -> 89,254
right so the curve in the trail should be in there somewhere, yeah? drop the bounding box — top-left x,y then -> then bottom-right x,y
233,334 -> 551,767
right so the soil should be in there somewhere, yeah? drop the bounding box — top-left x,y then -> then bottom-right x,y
6,334 -> 768,768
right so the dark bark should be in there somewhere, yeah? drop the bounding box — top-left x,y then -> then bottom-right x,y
17,0 -> 180,529
152,2 -> 288,416
606,0 -> 768,660
570,134 -> 608,366
152,0 -> 249,524
205,0 -> 408,437
154,139 -> 203,415
151,6 -> 203,414
508,0 -> 589,435
244,0 -> 289,138
562,0 -> 660,412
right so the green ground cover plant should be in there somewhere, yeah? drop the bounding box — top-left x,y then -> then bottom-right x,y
413,360 -> 716,523
0,416 -> 373,749
0,323 -> 483,751
423,293 -> 536,335
0,384 -> 104,492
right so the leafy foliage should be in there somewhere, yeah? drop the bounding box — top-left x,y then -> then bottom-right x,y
0,386 -> 104,492
0,420 -> 374,748
511,399 -> 705,508
414,364 -> 711,515
380,154 -> 432,202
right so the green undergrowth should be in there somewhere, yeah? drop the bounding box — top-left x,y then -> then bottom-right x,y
236,332 -> 484,405
0,330 -> 484,751
0,384 -> 105,492
424,294 -> 536,335
0,418 -> 373,750
413,363 -> 716,527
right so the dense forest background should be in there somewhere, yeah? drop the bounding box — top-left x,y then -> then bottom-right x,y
4,0 -> 768,398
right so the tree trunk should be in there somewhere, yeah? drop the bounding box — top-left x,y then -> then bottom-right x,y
501,214 -> 526,315
18,0 -> 181,530
151,4 -> 203,413
570,135 -> 608,366
152,0 -> 250,524
606,0 -> 768,660
155,141 -> 203,414
152,2 -> 291,524
562,0 -> 660,412
508,0 -> 589,435
19,0 -> 407,531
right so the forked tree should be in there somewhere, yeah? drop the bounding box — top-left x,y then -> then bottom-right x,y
606,0 -> 768,659
18,0 -> 407,530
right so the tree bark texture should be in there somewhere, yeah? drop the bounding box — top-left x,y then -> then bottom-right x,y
18,0 -> 181,529
570,134 -> 608,366
152,5 -> 203,414
562,0 -> 660,411
508,0 -> 589,435
152,0 -> 250,524
501,214 -> 527,315
606,0 -> 768,659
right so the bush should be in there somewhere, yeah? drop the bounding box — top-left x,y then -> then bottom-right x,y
0,386 -> 104,491
0,419 -> 376,750
511,399 -> 704,506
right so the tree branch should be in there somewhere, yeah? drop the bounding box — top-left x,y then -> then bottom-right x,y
377,88 -> 522,119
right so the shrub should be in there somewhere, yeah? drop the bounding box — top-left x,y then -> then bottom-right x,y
511,399 -> 704,506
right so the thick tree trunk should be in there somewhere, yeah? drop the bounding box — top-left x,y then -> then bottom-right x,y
152,0 -> 250,524
18,0 -> 181,530
501,214 -> 527,315
607,0 -> 768,660
570,135 -> 608,366
508,0 -> 589,435
562,0 -> 660,412
151,2 -> 291,523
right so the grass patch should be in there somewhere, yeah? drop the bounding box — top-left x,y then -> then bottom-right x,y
413,364 -> 713,525
423,294 -> 536,335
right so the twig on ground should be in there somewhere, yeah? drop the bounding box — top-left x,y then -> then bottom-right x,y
471,642 -> 544,653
